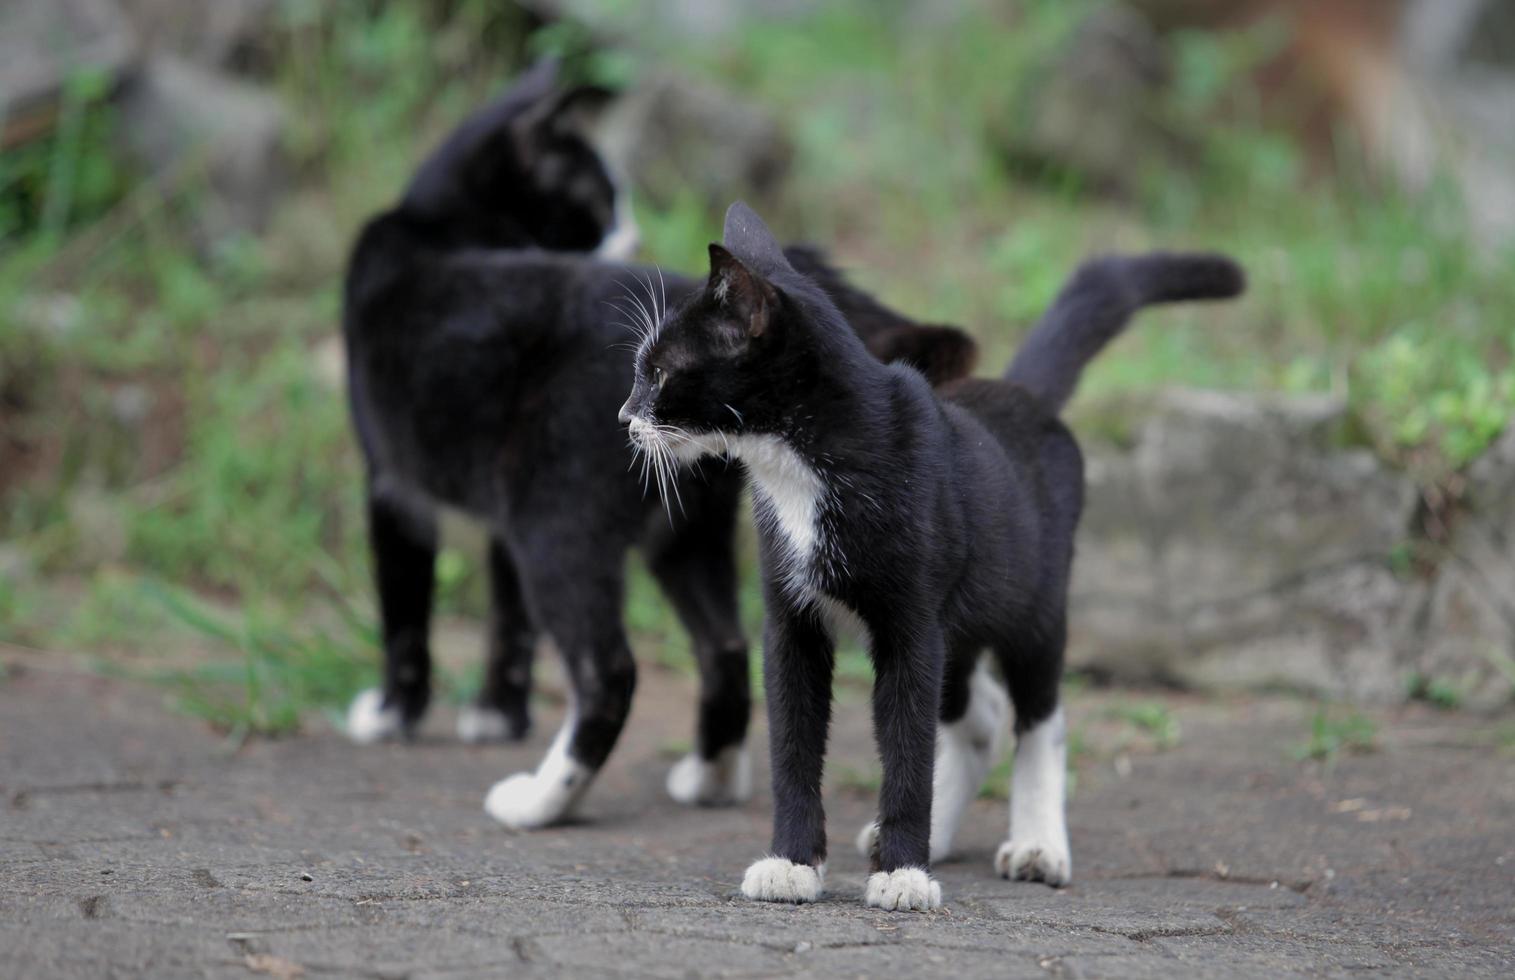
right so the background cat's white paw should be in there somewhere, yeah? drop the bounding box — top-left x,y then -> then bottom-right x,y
864,867 -> 942,912
456,704 -> 512,744
994,838 -> 1072,886
665,744 -> 752,806
345,688 -> 404,744
740,857 -> 824,904
854,820 -> 879,857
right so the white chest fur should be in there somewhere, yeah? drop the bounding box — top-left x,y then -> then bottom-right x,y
729,434 -> 869,644
730,434 -> 826,592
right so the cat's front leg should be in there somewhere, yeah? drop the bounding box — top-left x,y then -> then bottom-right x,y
863,617 -> 946,912
741,602 -> 835,904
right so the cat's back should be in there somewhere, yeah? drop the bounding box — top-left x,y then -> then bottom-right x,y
939,378 -> 1072,461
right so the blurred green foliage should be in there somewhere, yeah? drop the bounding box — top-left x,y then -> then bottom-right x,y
1,0 -> 1511,731
1295,707 -> 1378,763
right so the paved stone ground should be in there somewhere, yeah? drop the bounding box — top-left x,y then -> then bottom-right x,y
2,655 -> 1513,979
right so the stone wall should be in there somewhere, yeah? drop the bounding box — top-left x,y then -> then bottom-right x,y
1068,390 -> 1515,708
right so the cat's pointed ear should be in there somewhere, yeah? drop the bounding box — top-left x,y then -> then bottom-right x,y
512,83 -> 616,147
721,201 -> 793,276
510,56 -> 561,107
403,57 -> 564,212
708,244 -> 777,338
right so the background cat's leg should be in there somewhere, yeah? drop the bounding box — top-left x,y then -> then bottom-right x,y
645,472 -> 752,806
741,603 -> 833,904
347,479 -> 438,743
458,537 -> 536,743
992,613 -> 1071,886
484,524 -> 636,830
862,620 -> 946,911
856,647 -> 1007,863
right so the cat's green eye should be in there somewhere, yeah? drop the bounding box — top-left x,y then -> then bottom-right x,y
652,367 -> 666,392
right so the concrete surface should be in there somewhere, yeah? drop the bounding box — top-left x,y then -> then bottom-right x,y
2,656 -> 1512,978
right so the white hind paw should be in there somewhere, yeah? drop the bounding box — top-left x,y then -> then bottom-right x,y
995,838 -> 1071,886
864,867 -> 942,912
345,688 -> 404,744
856,819 -> 953,864
666,744 -> 752,806
855,820 -> 879,858
741,858 -> 824,904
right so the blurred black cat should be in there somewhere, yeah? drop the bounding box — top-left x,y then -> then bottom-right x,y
622,203 -> 1243,910
340,62 -> 978,828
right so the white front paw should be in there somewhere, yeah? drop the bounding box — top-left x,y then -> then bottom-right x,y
345,688 -> 404,744
864,867 -> 942,912
740,858 -> 824,904
666,745 -> 752,806
457,704 -> 512,744
995,838 -> 1072,886
484,771 -> 579,830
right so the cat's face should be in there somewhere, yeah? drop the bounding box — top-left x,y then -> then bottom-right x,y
619,245 -> 789,467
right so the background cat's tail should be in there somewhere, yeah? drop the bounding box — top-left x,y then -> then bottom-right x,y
1005,253 -> 1245,413
784,245 -> 979,385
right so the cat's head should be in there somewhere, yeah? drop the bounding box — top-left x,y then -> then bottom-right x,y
401,57 -> 636,256
619,202 -> 866,466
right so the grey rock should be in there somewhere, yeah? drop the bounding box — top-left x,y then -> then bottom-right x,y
1069,390 -> 1422,700
994,5 -> 1185,195
1417,425 -> 1515,707
599,71 -> 792,210
113,54 -> 289,241
0,0 -> 133,145
113,0 -> 274,68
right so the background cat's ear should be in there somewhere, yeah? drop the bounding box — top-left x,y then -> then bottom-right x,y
709,244 -> 778,338
509,56 -> 561,108
402,57 -> 564,214
721,201 -> 793,276
513,84 -> 617,147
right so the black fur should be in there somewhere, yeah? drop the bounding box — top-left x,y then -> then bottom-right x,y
1005,253 -> 1245,411
624,202 -> 1244,886
342,68 -> 978,814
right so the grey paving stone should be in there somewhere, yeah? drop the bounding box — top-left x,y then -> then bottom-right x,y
2,662 -> 1512,979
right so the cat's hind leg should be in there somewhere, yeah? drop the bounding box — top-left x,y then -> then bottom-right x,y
458,537 -> 536,743
991,616 -> 1071,887
347,478 -> 437,743
484,521 -> 635,830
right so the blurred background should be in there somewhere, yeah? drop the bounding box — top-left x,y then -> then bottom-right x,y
2,0 -> 1512,742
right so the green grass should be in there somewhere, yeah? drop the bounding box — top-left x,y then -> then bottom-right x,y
3,0 -> 1511,730
102,580 -> 379,737
1295,707 -> 1378,763
1407,673 -> 1467,711
1108,701 -> 1183,751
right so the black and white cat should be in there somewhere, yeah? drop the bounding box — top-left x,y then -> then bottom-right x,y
621,203 -> 1244,910
339,64 -> 978,828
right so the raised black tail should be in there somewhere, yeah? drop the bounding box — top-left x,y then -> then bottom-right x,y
1005,252 -> 1245,413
